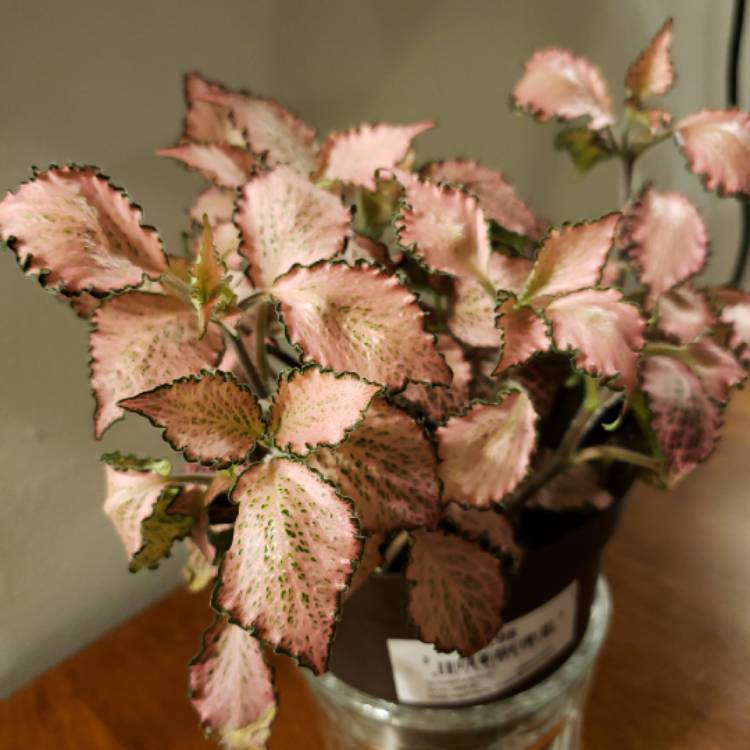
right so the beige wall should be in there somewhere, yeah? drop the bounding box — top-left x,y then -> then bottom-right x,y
0,0 -> 742,694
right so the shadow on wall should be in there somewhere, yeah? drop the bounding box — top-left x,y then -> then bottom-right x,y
0,0 -> 740,696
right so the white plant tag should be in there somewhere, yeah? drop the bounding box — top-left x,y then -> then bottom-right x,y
387,580 -> 579,705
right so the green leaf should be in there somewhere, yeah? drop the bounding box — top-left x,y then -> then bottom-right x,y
554,127 -> 613,174
101,451 -> 171,476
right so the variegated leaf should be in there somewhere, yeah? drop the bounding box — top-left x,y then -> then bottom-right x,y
235,165 -> 350,288
158,144 -> 255,188
190,217 -> 232,335
396,178 -> 492,281
676,337 -> 744,402
448,254 -> 533,348
402,335 -> 472,420
719,289 -> 750,362
546,289 -> 645,392
183,72 -> 245,147
437,391 -> 537,507
271,261 -> 451,388
202,88 -> 318,174
120,372 -> 264,466
0,166 -> 167,296
340,232 -> 390,266
190,186 -> 235,226
90,292 -> 224,437
316,122 -> 433,190
102,458 -> 193,572
308,400 -> 441,533
269,367 -> 380,454
189,618 -> 276,749
625,18 -> 674,101
624,188 -> 708,300
215,458 -> 360,673
521,214 -> 620,305
423,160 -> 540,238
444,503 -> 521,562
657,285 -> 716,343
512,48 -> 614,130
675,109 -> 750,195
642,355 -> 720,485
406,529 -> 505,655
493,299 -> 551,374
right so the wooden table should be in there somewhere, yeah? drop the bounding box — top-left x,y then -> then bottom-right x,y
4,392 -> 750,749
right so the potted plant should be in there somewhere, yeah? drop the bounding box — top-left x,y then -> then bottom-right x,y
3,17 -> 749,749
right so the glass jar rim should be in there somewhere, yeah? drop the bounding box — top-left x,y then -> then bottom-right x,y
303,577 -> 611,732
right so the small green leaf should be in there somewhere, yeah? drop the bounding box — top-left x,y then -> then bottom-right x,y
554,127 -> 613,174
132,486 -> 194,572
101,451 -> 171,477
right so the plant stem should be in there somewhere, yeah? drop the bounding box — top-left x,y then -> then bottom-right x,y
169,474 -> 214,485
255,301 -> 273,390
381,530 -> 412,572
219,322 -> 267,397
574,445 -> 661,472
620,151 -> 636,206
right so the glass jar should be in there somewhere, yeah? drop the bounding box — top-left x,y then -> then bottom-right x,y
304,577 -> 611,750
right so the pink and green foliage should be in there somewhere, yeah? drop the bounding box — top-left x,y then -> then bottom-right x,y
406,529 -> 506,655
268,367 -> 380,455
6,18 -> 750,747
308,399 -> 441,532
119,371 -> 265,466
437,391 -> 537,507
215,458 -> 360,674
189,618 -> 276,748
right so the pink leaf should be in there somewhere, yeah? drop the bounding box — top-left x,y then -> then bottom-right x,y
625,18 -> 675,101
642,355 -> 721,485
402,335 -> 472,420
189,618 -> 276,748
215,458 -> 360,673
512,48 -> 614,130
190,187 -> 235,226
269,366 -> 380,454
120,372 -> 264,466
406,530 -> 505,655
0,166 -> 167,296
271,262 -> 451,389
346,532 -> 385,599
235,166 -> 351,288
719,289 -> 750,362
546,288 -> 645,391
308,400 -> 441,533
437,391 -> 537,507
340,232 -> 390,266
521,214 -> 620,304
657,285 -> 716,343
444,503 -> 522,562
679,337 -> 745,402
183,72 -> 245,147
158,144 -> 255,188
527,460 -> 612,511
675,109 -> 750,195
448,254 -> 532,347
90,292 -> 224,438
422,160 -> 540,238
493,299 -> 551,374
102,459 -> 193,572
203,88 -> 318,174
316,122 -> 433,190
396,178 -> 492,280
624,188 -> 708,300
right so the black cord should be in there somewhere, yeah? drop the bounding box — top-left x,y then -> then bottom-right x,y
728,0 -> 750,287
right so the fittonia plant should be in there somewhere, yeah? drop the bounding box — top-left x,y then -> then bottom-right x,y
3,18 -> 750,747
